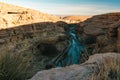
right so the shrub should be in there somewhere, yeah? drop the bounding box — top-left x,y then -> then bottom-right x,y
91,56 -> 120,80
0,51 -> 30,80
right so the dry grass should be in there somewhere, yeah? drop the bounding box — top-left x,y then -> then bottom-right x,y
80,35 -> 120,80
90,55 -> 120,80
0,51 -> 30,80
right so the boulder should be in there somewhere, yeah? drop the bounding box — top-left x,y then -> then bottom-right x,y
30,53 -> 120,80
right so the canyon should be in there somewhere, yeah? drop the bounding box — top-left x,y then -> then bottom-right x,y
0,2 -> 120,80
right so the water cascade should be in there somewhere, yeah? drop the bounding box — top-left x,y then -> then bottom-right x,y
46,24 -> 84,68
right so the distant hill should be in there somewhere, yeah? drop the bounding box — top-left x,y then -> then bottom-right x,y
62,15 -> 92,23
0,2 -> 60,29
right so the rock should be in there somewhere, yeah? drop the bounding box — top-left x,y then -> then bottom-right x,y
0,39 -> 5,44
78,13 -> 120,53
117,27 -> 120,51
0,21 -> 67,43
108,20 -> 120,38
84,26 -> 105,36
82,12 -> 120,35
30,53 -> 120,80
0,21 -> 68,77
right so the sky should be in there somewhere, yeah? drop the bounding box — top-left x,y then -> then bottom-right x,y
0,0 -> 120,15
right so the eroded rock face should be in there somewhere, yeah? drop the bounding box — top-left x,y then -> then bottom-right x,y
82,13 -> 120,36
0,21 -> 67,44
77,13 -> 120,53
30,53 -> 120,80
118,27 -> 120,51
0,21 -> 68,77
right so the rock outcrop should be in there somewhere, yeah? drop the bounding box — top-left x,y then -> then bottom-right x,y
30,53 -> 120,80
0,21 -> 67,44
0,21 -> 68,77
78,12 -> 120,53
82,13 -> 120,36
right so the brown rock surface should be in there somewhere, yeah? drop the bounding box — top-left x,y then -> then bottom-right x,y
0,21 -> 68,77
117,26 -> 120,51
77,12 -> 120,53
0,21 -> 67,44
82,12 -> 120,35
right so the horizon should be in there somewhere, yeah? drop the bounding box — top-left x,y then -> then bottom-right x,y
0,0 -> 120,15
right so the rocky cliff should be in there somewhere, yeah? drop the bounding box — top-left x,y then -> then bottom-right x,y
0,21 -> 68,78
0,21 -> 67,44
82,12 -> 120,35
78,12 -> 120,53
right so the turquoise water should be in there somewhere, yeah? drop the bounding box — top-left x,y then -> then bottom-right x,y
55,24 -> 83,67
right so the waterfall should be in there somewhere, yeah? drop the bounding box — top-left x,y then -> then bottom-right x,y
46,24 -> 84,68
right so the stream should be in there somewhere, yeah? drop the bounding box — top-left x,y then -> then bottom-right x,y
51,24 -> 84,67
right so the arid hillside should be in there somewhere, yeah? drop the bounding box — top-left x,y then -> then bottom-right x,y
0,2 -> 92,29
62,15 -> 91,23
0,2 -> 60,29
